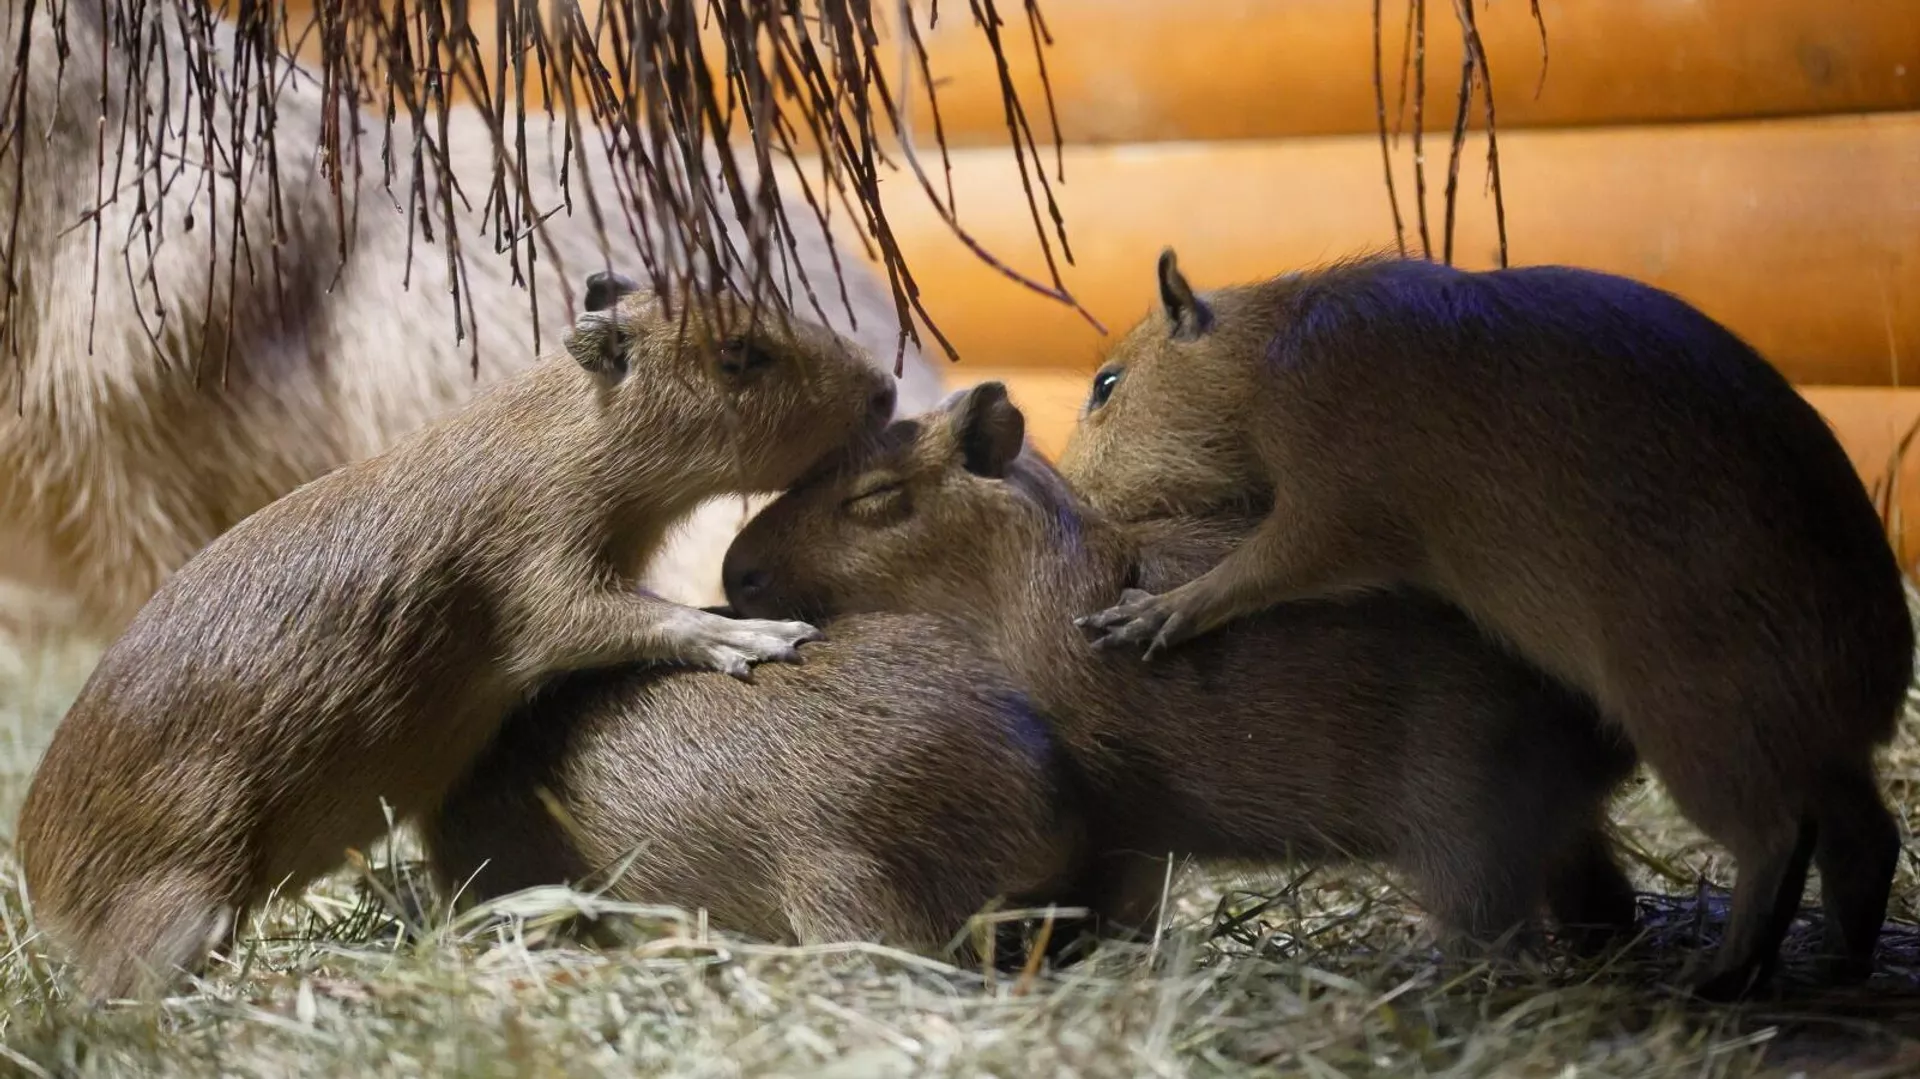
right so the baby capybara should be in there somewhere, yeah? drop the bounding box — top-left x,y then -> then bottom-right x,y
17,276 -> 893,1000
722,384 -> 1640,960
1063,251 -> 1912,999
426,611 -> 1082,956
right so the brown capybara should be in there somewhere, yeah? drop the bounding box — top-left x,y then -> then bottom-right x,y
0,1 -> 943,641
16,277 -> 895,1001
425,610 -> 1082,956
1060,251 -> 1914,1000
721,383 -> 1641,962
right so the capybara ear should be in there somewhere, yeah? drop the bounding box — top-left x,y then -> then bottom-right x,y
566,311 -> 632,385
947,382 -> 1027,479
1157,248 -> 1216,342
583,270 -> 641,313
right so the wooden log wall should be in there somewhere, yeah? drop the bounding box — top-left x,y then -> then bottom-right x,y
276,0 -> 1920,566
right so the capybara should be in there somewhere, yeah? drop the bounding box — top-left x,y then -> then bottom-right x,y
0,0 -> 942,640
1063,251 -> 1913,999
426,610 -> 1081,957
16,279 -> 893,1000
722,383 -> 1640,962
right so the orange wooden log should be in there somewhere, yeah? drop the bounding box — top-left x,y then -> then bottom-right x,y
881,112 -> 1920,386
886,0 -> 1920,145
957,367 -> 1920,576
275,0 -> 1920,142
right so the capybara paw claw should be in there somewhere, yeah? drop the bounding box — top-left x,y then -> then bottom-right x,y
709,649 -> 755,681
715,618 -> 820,663
1078,590 -> 1194,659
675,614 -> 819,676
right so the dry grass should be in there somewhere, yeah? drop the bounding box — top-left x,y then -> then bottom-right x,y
0,627 -> 1916,1078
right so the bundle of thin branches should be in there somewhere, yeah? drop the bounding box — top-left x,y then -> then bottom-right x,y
1,0 -> 1096,377
1373,0 -> 1543,270
1,0 -> 1526,382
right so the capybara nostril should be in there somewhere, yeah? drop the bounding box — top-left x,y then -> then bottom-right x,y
869,382 -> 898,426
730,567 -> 771,602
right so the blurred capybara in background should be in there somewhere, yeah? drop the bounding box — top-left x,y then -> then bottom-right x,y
0,0 -> 942,642
17,280 -> 891,1001
1064,251 -> 1913,1000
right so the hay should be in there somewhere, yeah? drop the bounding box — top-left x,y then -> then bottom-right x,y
0,632 -> 1916,1076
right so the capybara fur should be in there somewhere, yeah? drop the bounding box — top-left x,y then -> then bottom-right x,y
16,281 -> 894,1001
722,384 -> 1640,961
425,611 -> 1082,956
0,0 -> 942,641
1061,251 -> 1914,1000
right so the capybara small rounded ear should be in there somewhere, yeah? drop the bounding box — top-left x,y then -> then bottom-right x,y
583,270 -> 642,313
566,312 -> 631,385
948,382 -> 1027,478
1157,248 -> 1216,342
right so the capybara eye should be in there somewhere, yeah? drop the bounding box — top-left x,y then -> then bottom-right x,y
1087,367 -> 1123,411
842,480 -> 907,520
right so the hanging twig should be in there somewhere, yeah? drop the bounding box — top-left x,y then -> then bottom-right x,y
1409,0 -> 1431,259
1379,0 -> 1524,268
1528,0 -> 1548,101
1457,0 -> 1509,267
1371,0 -> 1406,256
1439,0 -> 1472,266
1,0 -> 1085,383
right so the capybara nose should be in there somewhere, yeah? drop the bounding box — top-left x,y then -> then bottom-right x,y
869,382 -> 898,426
729,567 -> 771,604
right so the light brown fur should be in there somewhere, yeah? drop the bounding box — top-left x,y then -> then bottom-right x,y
721,385 -> 1641,960
1060,251 -> 1914,999
15,283 -> 893,1001
425,610 -> 1082,956
0,1 -> 943,641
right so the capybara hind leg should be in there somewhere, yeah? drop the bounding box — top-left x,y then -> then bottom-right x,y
1409,844 -> 1540,963
1083,851 -> 1178,942
1544,825 -> 1639,956
783,856 -> 946,953
419,793 -> 592,908
1693,818 -> 1816,1003
1811,768 -> 1901,984
1429,882 -> 1539,964
79,892 -> 237,1002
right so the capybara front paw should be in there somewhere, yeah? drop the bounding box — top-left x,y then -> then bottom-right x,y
1074,588 -> 1197,661
683,616 -> 823,680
